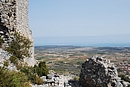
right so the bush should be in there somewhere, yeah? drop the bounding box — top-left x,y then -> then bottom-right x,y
0,67 -> 29,87
20,66 -> 43,84
34,75 -> 43,85
20,61 -> 49,84
34,61 -> 49,77
22,82 -> 31,87
73,76 -> 79,81
0,36 -> 4,48
0,61 -> 49,86
5,32 -> 32,60
4,61 -> 9,67
119,74 -> 130,83
9,55 -> 18,64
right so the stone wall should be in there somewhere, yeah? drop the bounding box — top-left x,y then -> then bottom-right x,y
0,0 -> 16,42
0,0 -> 35,66
79,57 -> 123,87
16,0 -> 32,38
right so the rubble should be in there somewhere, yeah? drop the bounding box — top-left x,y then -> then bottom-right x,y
32,72 -> 72,87
79,56 -> 123,87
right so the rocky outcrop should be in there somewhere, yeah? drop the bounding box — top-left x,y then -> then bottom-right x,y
79,56 -> 123,87
0,48 -> 17,70
0,0 -> 35,66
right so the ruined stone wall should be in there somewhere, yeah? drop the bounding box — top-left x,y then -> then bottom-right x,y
79,57 -> 123,87
0,0 -> 35,66
0,0 -> 33,44
16,0 -> 32,38
0,0 -> 16,42
16,0 -> 34,59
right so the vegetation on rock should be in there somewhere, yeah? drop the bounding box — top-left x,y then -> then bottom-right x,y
0,61 -> 48,86
34,61 -> 49,76
20,61 -> 48,85
0,36 -> 4,48
3,61 -> 9,67
119,74 -> 130,83
0,67 -> 30,87
5,32 -> 32,67
6,32 -> 32,59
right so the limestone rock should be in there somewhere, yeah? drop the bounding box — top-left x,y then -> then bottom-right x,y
0,48 -> 17,70
79,56 -> 123,87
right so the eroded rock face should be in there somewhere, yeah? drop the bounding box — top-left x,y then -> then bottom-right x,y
0,0 -> 35,66
79,57 -> 123,87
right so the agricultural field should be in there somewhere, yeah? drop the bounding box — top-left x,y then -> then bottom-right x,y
34,46 -> 130,76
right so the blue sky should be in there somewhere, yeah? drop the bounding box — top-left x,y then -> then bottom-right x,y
28,0 -> 130,46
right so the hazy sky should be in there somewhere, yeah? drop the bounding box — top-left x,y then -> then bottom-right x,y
28,0 -> 130,38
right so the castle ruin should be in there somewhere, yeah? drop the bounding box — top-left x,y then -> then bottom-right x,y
0,0 -> 35,66
79,57 -> 123,87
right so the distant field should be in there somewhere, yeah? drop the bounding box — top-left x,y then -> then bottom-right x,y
34,46 -> 130,75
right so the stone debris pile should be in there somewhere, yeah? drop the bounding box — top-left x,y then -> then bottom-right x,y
31,72 -> 72,87
79,56 -> 123,87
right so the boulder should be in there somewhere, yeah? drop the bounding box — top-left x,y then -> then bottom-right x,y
79,56 -> 123,87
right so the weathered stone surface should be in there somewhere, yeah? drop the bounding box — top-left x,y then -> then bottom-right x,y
79,56 -> 123,87
0,0 -> 35,66
0,48 -> 17,70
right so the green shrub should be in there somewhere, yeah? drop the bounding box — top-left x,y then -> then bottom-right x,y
5,32 -> 32,69
9,55 -> 18,64
22,82 -> 31,87
0,36 -> 4,48
73,76 -> 79,81
4,61 -> 9,67
20,61 -> 48,84
34,61 -> 49,77
16,62 -> 23,70
0,61 -> 48,86
0,67 -> 28,87
34,75 -> 43,85
20,66 -> 43,84
119,74 -> 130,83
20,66 -> 35,81
5,32 -> 32,60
